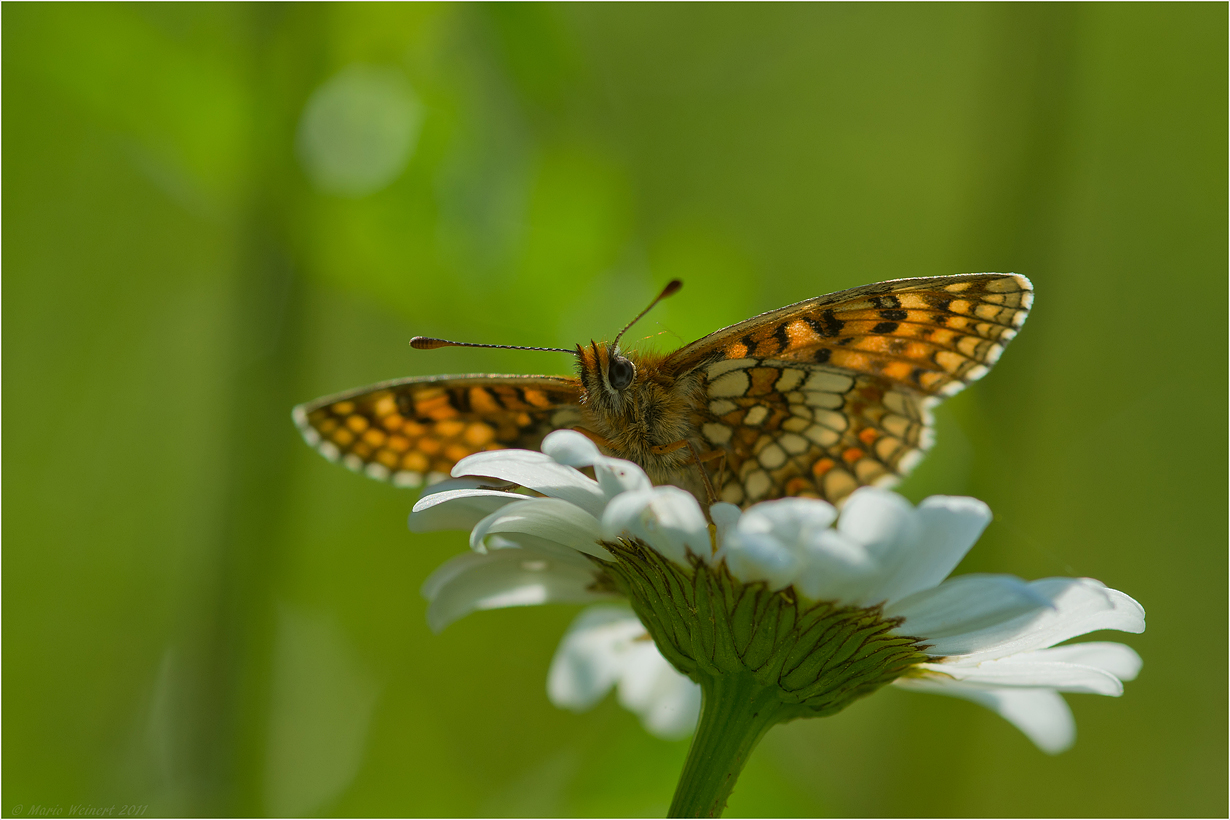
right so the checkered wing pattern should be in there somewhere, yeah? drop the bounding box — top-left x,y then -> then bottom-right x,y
669,274 -> 1032,505
293,375 -> 584,487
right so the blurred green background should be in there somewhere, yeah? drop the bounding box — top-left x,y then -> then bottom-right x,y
4,4 -> 1226,817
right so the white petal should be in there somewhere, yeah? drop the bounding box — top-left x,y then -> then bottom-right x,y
421,546 -> 608,633
546,606 -> 701,739
914,658 -> 1124,696
418,475 -> 507,497
478,531 -> 605,567
710,503 -> 742,537
731,499 -> 840,592
542,430 -> 653,498
836,487 -> 920,602
595,459 -> 654,498
601,487 -> 712,565
708,503 -> 742,565
470,498 -> 610,559
1021,642 -> 1143,682
723,532 -> 802,590
547,606 -> 647,711
928,577 -> 1145,662
895,676 -> 1075,754
408,487 -> 526,533
540,429 -> 605,465
837,487 -> 918,554
615,642 -> 702,740
876,496 -> 992,603
793,529 -> 880,603
739,497 -> 838,541
886,574 -> 1052,645
453,449 -> 606,516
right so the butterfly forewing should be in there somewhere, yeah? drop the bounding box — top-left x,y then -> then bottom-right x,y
674,274 -> 1032,505
293,375 -> 583,486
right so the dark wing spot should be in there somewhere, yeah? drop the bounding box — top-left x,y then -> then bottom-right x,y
879,309 -> 908,321
873,294 -> 902,310
814,348 -> 832,364
872,321 -> 899,334
818,309 -> 844,337
396,393 -> 415,416
910,367 -> 928,385
773,322 -> 790,353
448,390 -> 471,413
740,332 -> 757,354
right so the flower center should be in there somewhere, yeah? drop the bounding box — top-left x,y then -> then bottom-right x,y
597,538 -> 930,718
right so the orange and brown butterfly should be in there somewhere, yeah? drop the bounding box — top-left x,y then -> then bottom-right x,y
292,273 -> 1032,508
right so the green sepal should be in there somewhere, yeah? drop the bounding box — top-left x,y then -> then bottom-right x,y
597,539 -> 930,719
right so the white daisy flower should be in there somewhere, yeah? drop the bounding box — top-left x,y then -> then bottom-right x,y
411,430 -> 1144,814
413,430 -> 1143,756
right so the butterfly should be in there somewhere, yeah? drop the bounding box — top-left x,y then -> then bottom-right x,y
292,273 -> 1032,507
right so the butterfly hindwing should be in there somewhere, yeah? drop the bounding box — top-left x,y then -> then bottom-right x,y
293,375 -> 584,487
692,360 -> 936,505
674,274 -> 1032,504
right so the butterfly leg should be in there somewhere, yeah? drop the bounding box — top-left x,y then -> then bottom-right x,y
684,442 -> 724,506
650,439 -> 720,505
570,426 -> 615,451
704,448 -> 727,503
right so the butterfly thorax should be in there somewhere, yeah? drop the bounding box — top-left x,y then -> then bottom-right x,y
576,342 -> 706,483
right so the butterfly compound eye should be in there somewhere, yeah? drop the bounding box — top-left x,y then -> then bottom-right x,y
607,356 -> 635,390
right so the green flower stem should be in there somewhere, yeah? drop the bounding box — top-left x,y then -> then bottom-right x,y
668,673 -> 790,818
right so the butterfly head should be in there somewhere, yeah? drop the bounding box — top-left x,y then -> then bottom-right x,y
572,280 -> 682,411
577,341 -> 638,406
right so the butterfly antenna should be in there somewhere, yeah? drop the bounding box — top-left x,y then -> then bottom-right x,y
613,279 -> 683,349
410,337 -> 574,354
